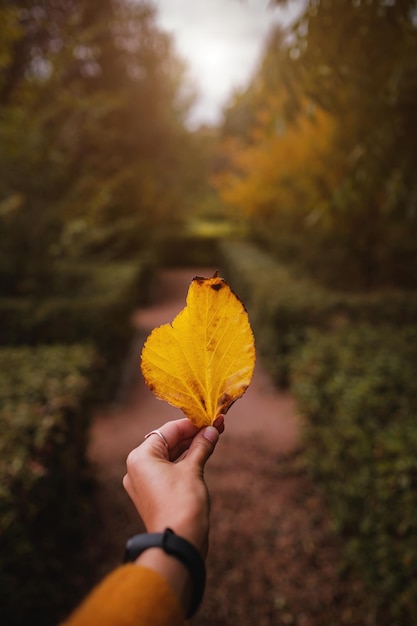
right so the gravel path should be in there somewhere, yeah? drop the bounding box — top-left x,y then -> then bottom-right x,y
86,268 -> 367,626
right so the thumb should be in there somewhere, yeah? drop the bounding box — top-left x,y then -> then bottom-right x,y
186,426 -> 219,470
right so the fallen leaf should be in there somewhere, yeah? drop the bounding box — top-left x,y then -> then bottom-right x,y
141,273 -> 256,427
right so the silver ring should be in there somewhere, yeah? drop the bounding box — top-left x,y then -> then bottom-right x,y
144,429 -> 169,449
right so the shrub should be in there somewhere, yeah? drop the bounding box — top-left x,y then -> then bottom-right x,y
219,240 -> 417,385
158,234 -> 221,267
0,260 -> 154,399
291,326 -> 417,625
0,344 -> 97,625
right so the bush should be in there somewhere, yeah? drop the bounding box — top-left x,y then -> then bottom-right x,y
158,234 -> 221,267
0,259 -> 154,398
291,326 -> 417,625
0,344 -> 98,625
219,240 -> 417,621
218,240 -> 417,385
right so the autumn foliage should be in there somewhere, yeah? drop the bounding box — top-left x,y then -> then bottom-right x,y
141,275 -> 255,427
214,4 -> 417,290
215,97 -> 338,223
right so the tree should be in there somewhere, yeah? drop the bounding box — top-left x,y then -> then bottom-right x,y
0,0 -> 193,293
288,0 -> 417,287
214,26 -> 337,262
217,1 -> 417,288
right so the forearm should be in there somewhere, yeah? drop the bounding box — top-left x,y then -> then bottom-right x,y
135,549 -> 192,617
124,527 -> 207,619
61,564 -> 184,626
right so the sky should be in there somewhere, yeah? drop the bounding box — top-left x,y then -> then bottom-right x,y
152,0 -> 304,127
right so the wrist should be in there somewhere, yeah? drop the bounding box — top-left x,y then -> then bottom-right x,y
163,523 -> 207,557
135,548 -> 192,616
123,529 -> 206,618
147,515 -> 208,557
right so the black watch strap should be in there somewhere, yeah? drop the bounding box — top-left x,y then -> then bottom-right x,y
123,528 -> 206,618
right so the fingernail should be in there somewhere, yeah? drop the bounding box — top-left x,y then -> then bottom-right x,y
213,414 -> 225,432
204,426 -> 219,444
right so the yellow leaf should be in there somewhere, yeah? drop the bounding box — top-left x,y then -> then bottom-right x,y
141,274 -> 256,427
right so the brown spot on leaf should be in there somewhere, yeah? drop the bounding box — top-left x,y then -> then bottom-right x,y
218,392 -> 232,412
218,385 -> 249,414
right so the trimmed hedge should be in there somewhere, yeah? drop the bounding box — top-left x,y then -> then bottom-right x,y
219,240 -> 417,622
218,240 -> 417,385
0,261 -> 151,345
0,344 -> 97,625
0,260 -> 154,398
0,258 -> 155,623
158,234 -> 221,267
291,326 -> 417,625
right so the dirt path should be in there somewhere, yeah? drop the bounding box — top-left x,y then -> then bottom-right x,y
89,267 -> 299,467
86,268 -> 366,626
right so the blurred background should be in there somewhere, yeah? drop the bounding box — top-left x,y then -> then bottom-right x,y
1,0 -> 417,624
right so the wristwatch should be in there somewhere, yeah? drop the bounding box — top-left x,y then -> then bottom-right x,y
123,527 -> 206,618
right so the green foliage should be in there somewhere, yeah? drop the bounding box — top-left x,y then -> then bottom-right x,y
220,239 -> 417,622
0,344 -> 97,625
296,0 -> 417,288
158,234 -> 221,267
291,326 -> 417,625
0,254 -> 154,623
0,0 -> 193,289
0,260 -> 153,397
219,240 -> 417,385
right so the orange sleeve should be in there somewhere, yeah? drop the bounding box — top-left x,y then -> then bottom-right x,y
61,564 -> 184,626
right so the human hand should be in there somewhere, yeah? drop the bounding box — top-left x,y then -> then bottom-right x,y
123,416 -> 224,557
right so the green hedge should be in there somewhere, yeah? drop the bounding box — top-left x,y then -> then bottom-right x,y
291,326 -> 417,625
0,260 -> 154,398
0,257 -> 155,623
158,235 -> 221,267
219,240 -> 417,621
0,261 -> 152,346
219,240 -> 417,385
0,344 -> 97,625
